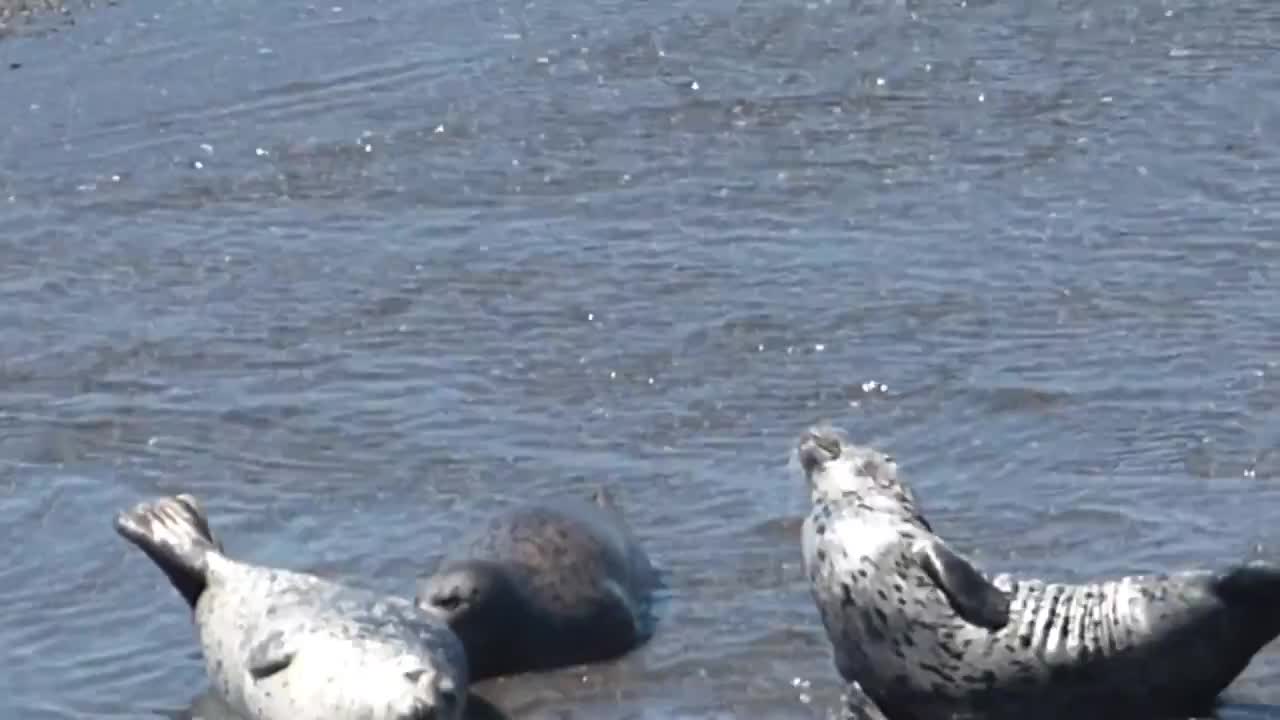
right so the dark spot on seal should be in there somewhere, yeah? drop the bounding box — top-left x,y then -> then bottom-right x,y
917,662 -> 954,683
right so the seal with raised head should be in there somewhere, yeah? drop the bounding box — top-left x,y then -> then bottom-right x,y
415,486 -> 657,681
796,426 -> 1280,720
115,494 -> 469,720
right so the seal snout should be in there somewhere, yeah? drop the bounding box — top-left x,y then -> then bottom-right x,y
403,670 -> 461,720
797,426 -> 845,475
416,569 -> 482,619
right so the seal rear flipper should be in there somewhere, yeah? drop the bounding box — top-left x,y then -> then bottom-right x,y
247,629 -> 297,680
114,494 -> 220,609
911,538 -> 1011,631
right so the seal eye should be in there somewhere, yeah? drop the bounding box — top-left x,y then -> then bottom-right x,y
434,594 -> 463,611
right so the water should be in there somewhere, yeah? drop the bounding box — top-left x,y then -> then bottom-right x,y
2,0 -> 1280,717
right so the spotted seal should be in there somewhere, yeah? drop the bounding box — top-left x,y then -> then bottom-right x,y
115,494 -> 468,720
415,486 -> 657,681
796,426 -> 1280,720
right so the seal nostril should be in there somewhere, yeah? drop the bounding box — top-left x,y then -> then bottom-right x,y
798,430 -> 842,473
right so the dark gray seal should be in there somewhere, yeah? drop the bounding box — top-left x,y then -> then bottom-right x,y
415,486 -> 657,681
115,494 -> 469,720
796,426 -> 1280,720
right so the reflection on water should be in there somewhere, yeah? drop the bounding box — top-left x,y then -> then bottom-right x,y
3,0 -> 1280,717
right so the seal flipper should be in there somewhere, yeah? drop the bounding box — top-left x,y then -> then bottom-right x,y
911,539 -> 1010,630
247,629 -> 297,680
114,494 -> 220,609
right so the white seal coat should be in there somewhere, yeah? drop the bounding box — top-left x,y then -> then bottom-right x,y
797,426 -> 1280,720
115,494 -> 468,720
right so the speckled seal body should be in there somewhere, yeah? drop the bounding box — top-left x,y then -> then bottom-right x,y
115,494 -> 468,720
416,487 -> 657,681
797,427 -> 1280,720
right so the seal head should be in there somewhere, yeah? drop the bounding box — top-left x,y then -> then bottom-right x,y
796,425 -> 928,528
417,559 -> 538,678
416,486 -> 656,681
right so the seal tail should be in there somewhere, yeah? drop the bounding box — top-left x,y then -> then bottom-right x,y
114,493 -> 220,609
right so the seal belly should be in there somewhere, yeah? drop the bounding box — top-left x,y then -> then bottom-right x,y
944,574 -> 1230,716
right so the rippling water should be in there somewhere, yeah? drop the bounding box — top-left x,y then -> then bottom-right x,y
3,0 -> 1280,717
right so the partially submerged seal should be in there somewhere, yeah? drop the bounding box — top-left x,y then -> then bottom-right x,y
416,487 -> 657,681
115,494 -> 468,720
797,426 -> 1280,720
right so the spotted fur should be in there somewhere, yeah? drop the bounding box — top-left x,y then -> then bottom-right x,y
798,427 -> 1280,720
116,494 -> 468,720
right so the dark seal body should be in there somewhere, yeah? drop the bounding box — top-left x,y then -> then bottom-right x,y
416,487 -> 657,681
797,427 -> 1280,720
115,494 -> 469,720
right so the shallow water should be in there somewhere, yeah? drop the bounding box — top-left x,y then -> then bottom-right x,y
2,0 -> 1280,718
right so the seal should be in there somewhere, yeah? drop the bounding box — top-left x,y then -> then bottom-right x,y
415,486 -> 657,681
796,426 -> 1280,720
114,493 -> 469,720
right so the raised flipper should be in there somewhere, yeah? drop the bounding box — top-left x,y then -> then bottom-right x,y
247,629 -> 296,681
911,538 -> 1010,630
114,494 -> 220,609
843,681 -> 892,720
